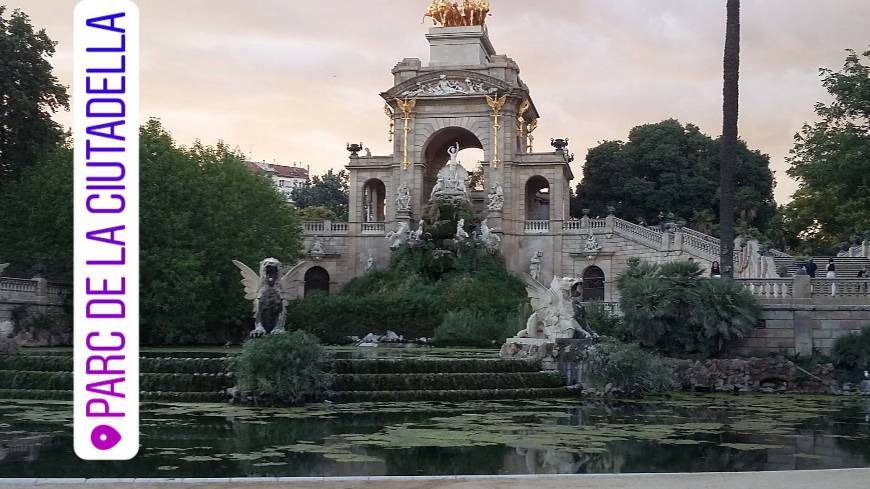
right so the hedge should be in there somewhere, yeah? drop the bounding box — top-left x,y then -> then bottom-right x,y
326,387 -> 572,403
330,359 -> 539,375
0,370 -> 232,392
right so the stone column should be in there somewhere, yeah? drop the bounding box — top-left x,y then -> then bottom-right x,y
792,275 -> 811,299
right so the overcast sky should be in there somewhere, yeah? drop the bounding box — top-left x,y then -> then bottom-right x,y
8,0 -> 870,203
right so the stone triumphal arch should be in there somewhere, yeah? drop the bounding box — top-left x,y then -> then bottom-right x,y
286,9 -> 755,300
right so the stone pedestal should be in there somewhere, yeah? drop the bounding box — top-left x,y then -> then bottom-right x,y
501,337 -> 593,386
426,26 -> 495,66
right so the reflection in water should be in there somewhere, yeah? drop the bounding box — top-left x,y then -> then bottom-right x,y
0,395 -> 868,477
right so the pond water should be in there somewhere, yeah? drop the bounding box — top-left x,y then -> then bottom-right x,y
1,394 -> 869,477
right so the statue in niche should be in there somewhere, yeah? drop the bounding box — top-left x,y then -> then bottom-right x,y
385,221 -> 410,249
430,142 -> 470,203
517,275 -> 596,340
362,253 -> 375,272
396,183 -> 412,212
232,258 -> 294,336
529,251 -> 542,282
487,183 -> 504,212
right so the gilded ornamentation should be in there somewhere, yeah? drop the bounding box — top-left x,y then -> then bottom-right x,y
423,0 -> 491,28
516,99 -> 530,139
486,93 -> 507,169
526,118 -> 539,152
395,97 -> 417,170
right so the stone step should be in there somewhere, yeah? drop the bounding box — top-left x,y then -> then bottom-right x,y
774,256 -> 870,277
0,389 -> 228,403
331,358 -> 539,374
332,371 -> 563,392
326,387 -> 572,403
0,370 -> 233,392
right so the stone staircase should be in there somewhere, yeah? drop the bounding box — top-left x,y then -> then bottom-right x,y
773,256 -> 870,278
0,351 -> 569,403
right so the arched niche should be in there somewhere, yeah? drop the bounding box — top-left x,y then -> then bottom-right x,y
421,126 -> 483,204
581,265 -> 605,301
362,178 -> 386,222
525,175 -> 550,220
304,266 -> 330,296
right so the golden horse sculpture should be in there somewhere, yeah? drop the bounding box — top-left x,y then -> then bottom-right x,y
423,0 -> 491,27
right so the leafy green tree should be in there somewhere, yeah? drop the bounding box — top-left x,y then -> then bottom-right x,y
784,47 -> 870,254
573,120 -> 775,235
0,119 -> 302,344
0,7 -> 69,185
290,169 -> 349,220
0,143 -> 72,279
297,206 -> 337,221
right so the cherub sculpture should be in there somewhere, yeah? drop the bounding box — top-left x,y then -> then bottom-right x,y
517,275 -> 596,340
232,258 -> 294,337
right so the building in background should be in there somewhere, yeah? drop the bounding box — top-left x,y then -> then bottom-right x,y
245,160 -> 309,202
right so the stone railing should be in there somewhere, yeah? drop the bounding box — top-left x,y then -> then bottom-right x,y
303,220 -> 351,235
524,220 -> 550,233
330,222 -> 349,233
736,276 -> 870,304
812,279 -> 870,298
563,218 -> 607,232
738,278 -> 793,300
303,221 -> 326,233
682,232 -> 720,259
612,217 -> 662,247
837,240 -> 870,258
361,222 -> 386,234
0,278 -> 38,294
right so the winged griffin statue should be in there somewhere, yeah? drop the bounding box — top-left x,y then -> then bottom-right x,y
232,258 -> 294,336
517,275 -> 596,340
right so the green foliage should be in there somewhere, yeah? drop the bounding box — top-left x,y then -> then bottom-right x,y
296,205 -> 337,221
618,260 -> 760,357
233,331 -> 332,405
434,310 -> 517,348
831,326 -> 870,381
583,339 -> 675,395
784,47 -> 870,255
582,301 -> 631,341
0,119 -> 303,343
287,247 -> 526,344
0,145 -> 73,279
572,120 -> 776,235
290,169 -> 349,220
0,7 -> 69,184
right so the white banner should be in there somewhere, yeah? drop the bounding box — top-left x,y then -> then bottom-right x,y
73,0 -> 140,461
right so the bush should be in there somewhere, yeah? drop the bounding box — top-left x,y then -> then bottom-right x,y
582,301 -> 631,341
583,339 -> 675,395
618,259 -> 760,357
233,331 -> 332,405
434,310 -> 517,348
286,245 -> 526,344
832,326 -> 870,381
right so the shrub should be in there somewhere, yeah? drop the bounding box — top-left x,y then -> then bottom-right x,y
233,331 -> 332,405
832,326 -> 870,381
582,301 -> 631,341
583,339 -> 675,395
618,259 -> 760,358
434,310 -> 516,348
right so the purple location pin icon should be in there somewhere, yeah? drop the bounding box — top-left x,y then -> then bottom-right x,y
91,424 -> 122,451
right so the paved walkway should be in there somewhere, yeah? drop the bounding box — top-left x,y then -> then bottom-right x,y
2,469 -> 870,489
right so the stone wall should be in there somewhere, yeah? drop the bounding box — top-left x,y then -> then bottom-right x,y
0,277 -> 70,346
729,305 -> 870,357
665,356 -> 839,393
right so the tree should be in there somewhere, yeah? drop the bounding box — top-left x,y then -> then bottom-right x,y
0,143 -> 72,279
784,47 -> 870,254
290,169 -> 349,220
572,120 -> 774,234
719,0 -> 741,278
0,7 -> 69,185
0,119 -> 303,344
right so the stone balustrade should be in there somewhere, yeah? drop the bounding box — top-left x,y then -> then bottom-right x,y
524,220 -> 550,233
736,275 -> 870,305
739,278 -> 794,300
361,222 -> 386,234
303,220 -> 350,235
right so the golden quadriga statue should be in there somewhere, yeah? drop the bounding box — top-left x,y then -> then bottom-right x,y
423,0 -> 491,27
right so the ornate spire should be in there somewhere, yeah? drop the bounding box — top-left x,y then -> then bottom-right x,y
423,0 -> 490,27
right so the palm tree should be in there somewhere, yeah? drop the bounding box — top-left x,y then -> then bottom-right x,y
719,0 -> 740,278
